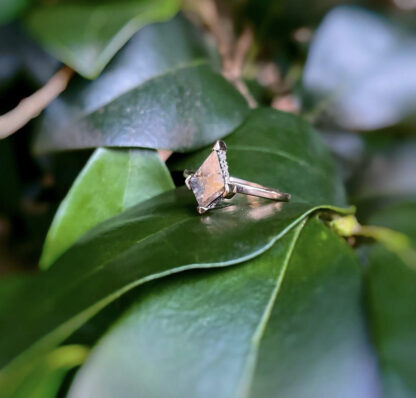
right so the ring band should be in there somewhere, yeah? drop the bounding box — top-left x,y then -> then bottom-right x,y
227,177 -> 291,201
184,140 -> 291,214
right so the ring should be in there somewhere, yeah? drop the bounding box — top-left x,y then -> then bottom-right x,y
184,140 -> 291,214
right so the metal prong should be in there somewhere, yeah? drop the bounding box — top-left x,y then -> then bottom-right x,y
185,175 -> 192,190
224,183 -> 236,199
197,206 -> 208,214
213,140 -> 227,152
183,169 -> 194,178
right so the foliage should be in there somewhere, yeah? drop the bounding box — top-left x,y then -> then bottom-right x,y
0,0 -> 415,397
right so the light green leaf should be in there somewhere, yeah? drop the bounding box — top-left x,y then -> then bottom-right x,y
2,345 -> 88,398
24,0 -> 180,78
40,148 -> 174,269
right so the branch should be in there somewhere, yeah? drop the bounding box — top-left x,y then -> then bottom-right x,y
188,0 -> 257,108
228,26 -> 257,108
158,149 -> 173,162
0,66 -> 74,139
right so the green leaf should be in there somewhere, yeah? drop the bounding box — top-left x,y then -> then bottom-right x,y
68,217 -> 379,397
33,17 -> 248,154
0,109 -> 349,383
170,108 -> 347,207
3,345 -> 89,398
0,0 -> 31,26
40,148 -> 174,270
303,6 -> 416,130
24,0 -> 180,78
366,201 -> 416,398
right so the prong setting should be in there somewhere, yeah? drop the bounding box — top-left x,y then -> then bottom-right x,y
185,175 -> 192,190
184,140 -> 291,213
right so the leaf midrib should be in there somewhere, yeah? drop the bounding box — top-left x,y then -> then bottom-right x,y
233,219 -> 307,398
121,149 -> 134,210
1,203 -> 352,375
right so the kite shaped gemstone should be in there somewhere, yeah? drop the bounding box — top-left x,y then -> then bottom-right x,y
187,141 -> 229,211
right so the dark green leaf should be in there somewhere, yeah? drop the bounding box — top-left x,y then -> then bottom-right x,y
366,201 -> 416,398
170,108 -> 347,207
303,6 -> 416,130
0,109 -> 349,383
33,17 -> 248,154
40,148 -> 174,269
69,218 -> 379,398
0,0 -> 30,25
24,0 -> 180,78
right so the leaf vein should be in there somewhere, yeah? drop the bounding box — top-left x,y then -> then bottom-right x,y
233,218 -> 308,398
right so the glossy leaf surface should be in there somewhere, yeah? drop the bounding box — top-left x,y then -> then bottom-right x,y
170,108 -> 347,207
24,0 -> 180,78
34,17 -> 248,154
303,6 -> 416,130
366,202 -> 416,398
69,218 -> 380,398
0,109 -> 348,383
0,192 -> 344,374
40,148 -> 174,269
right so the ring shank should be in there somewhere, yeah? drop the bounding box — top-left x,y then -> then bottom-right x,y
228,176 -> 291,202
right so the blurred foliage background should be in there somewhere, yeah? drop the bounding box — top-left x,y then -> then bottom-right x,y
0,0 -> 415,397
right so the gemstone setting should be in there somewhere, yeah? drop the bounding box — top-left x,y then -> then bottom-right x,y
187,141 -> 229,212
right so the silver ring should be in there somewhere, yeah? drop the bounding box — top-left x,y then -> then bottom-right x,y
184,140 -> 291,214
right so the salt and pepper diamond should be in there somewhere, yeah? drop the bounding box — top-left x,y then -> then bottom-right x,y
186,140 -> 230,214
185,139 -> 291,214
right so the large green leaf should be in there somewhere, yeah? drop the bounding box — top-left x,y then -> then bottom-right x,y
68,217 -> 379,398
40,148 -> 174,269
303,6 -> 416,131
366,201 -> 416,398
24,0 -> 180,78
0,109 -> 349,384
33,17 -> 248,154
